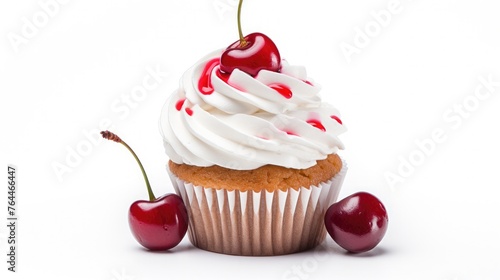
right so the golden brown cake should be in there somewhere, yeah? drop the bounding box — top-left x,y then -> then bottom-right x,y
169,154 -> 342,192
168,155 -> 346,256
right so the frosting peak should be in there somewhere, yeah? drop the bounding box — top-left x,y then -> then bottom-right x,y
160,49 -> 346,170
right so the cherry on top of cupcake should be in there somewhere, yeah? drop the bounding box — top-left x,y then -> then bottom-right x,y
219,0 -> 281,77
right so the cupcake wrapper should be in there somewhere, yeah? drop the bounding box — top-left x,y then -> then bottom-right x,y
168,161 -> 347,256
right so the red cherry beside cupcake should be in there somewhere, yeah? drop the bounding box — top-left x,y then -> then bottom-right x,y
101,131 -> 188,251
325,192 -> 388,253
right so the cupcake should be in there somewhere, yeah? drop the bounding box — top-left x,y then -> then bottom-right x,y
159,40 -> 347,255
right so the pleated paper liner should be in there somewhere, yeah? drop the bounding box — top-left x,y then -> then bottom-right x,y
168,161 -> 347,256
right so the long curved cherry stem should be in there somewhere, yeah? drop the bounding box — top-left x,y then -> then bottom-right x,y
101,130 -> 156,201
237,0 -> 246,46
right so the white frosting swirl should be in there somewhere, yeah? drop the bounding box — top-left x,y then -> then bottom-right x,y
159,49 -> 346,170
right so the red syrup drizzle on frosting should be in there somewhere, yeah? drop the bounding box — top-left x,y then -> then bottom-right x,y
185,108 -> 193,116
306,119 -> 326,132
216,69 -> 249,92
304,80 -> 313,86
215,69 -> 230,83
283,130 -> 297,136
330,115 -> 343,125
199,58 -> 294,97
175,99 -> 186,111
198,58 -> 220,95
268,84 -> 293,99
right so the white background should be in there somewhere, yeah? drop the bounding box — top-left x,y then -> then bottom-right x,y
1,0 -> 500,279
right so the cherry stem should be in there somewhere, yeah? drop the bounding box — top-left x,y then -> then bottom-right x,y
237,0 -> 246,45
101,131 -> 156,202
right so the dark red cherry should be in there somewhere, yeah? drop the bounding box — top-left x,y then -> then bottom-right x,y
220,32 -> 281,77
101,130 -> 189,251
325,192 -> 388,253
129,194 -> 188,250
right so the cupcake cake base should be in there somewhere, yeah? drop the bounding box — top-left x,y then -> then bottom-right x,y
168,154 -> 347,256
